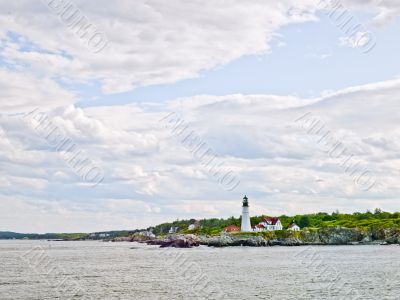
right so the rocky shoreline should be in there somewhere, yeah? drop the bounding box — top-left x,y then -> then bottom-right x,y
111,227 -> 400,248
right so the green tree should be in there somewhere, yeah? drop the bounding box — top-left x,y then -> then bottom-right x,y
299,215 -> 311,228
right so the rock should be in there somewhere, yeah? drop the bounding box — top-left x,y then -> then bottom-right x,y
314,227 -> 365,245
200,234 -> 269,247
112,233 -> 159,243
159,234 -> 200,248
143,226 -> 400,248
385,235 -> 400,244
200,235 -> 235,247
131,234 -> 155,243
370,227 -> 386,240
361,236 -> 372,244
370,240 -> 385,245
281,238 -> 303,246
268,239 -> 282,246
112,236 -> 134,242
355,228 -> 400,245
146,239 -> 164,245
384,228 -> 400,244
240,236 -> 268,247
300,230 -> 321,244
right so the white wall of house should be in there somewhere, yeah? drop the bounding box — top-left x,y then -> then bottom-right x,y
259,220 -> 283,231
288,224 -> 300,231
253,219 -> 283,232
168,226 -> 178,234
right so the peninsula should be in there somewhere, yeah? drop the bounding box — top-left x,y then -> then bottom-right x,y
3,196 -> 399,248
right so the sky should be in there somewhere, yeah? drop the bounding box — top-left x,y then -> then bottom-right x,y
0,0 -> 400,233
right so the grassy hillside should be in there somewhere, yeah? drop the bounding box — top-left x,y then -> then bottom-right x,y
2,209 -> 399,239
151,209 -> 400,235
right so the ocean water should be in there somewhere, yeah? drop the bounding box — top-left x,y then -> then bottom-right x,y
0,240 -> 399,300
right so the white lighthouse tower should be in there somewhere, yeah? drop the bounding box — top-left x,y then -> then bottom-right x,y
241,195 -> 252,232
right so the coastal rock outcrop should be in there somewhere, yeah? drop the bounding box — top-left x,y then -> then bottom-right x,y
241,236 -> 268,247
158,234 -> 200,248
199,234 -> 235,247
280,238 -> 303,246
199,234 -> 268,247
114,226 -> 400,247
382,228 -> 400,244
315,227 -> 365,245
112,236 -> 134,242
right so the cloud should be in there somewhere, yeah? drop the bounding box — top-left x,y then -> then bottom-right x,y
339,31 -> 375,49
340,0 -> 400,26
0,1 -> 398,96
0,77 -> 400,231
0,0 -> 318,94
0,196 -> 167,233
0,68 -> 76,113
1,1 -> 400,231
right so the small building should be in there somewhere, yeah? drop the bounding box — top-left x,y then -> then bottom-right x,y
188,220 -> 201,231
253,224 -> 265,232
224,225 -> 240,233
138,231 -> 156,238
168,226 -> 179,234
254,217 -> 283,232
287,222 -> 300,231
88,232 -> 110,239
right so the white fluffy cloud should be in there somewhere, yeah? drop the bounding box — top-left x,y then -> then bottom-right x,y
0,69 -> 75,113
1,79 -> 400,232
0,1 -> 398,96
0,0 -> 319,94
1,1 -> 400,232
341,0 -> 400,25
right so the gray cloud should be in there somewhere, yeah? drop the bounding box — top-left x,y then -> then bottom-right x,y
1,79 -> 400,231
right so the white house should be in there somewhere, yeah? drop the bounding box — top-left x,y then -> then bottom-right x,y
168,226 -> 179,234
89,232 -> 110,238
188,220 -> 201,231
188,224 -> 196,230
253,217 -> 283,232
138,231 -> 156,238
253,224 -> 266,232
287,222 -> 300,231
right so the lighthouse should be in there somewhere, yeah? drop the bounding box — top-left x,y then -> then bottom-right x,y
241,195 -> 252,232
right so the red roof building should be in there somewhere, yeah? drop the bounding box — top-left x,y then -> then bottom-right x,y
224,225 -> 240,232
261,217 -> 280,225
254,217 -> 283,232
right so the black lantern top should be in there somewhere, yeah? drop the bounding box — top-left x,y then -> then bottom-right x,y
242,195 -> 249,207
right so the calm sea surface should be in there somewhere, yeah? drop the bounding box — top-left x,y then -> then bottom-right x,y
0,240 -> 399,300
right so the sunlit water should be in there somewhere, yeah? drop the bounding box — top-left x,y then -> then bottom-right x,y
0,240 -> 399,299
